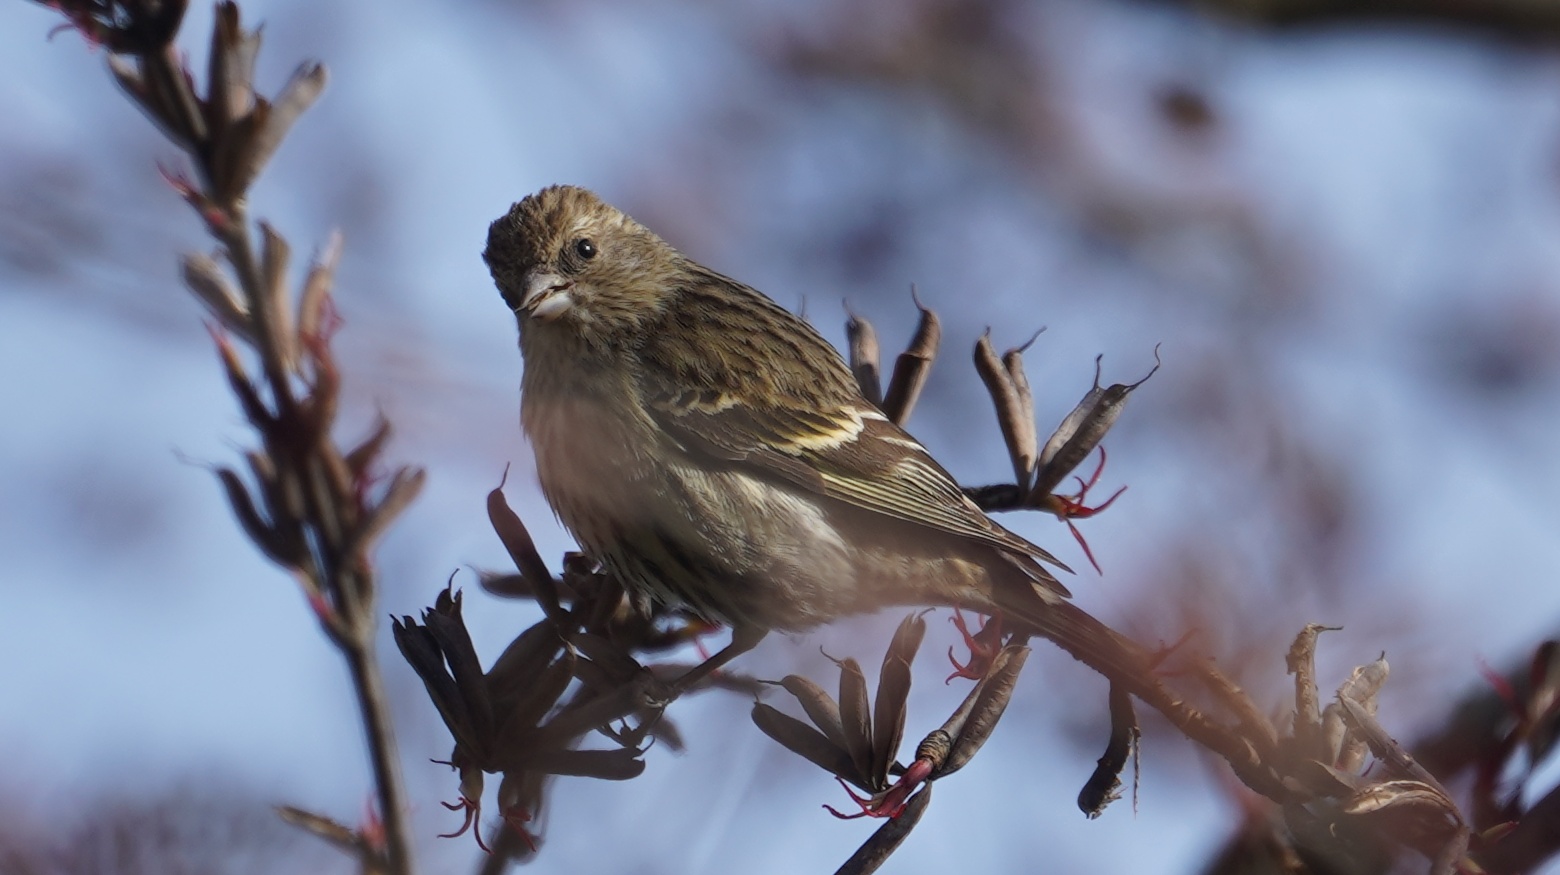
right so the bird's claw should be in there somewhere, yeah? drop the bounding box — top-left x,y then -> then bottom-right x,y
946,609 -> 1004,682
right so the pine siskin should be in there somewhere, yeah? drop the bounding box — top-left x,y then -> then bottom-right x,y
484,185 -> 1146,682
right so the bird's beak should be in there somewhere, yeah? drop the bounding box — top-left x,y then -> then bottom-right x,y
517,269 -> 574,321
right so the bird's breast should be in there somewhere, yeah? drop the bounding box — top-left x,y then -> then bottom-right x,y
521,389 -> 658,531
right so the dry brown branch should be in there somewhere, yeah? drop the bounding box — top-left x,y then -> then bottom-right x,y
33,2 -> 420,872
1150,0 -> 1560,40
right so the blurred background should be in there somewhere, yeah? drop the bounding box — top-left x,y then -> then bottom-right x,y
3,0 -> 1560,872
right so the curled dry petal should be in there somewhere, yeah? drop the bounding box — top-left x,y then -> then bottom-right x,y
493,650 -> 576,744
845,308 -> 882,406
1002,334 -> 1041,489
209,325 -> 271,426
1336,695 -> 1454,797
530,674 -> 666,749
215,466 -> 294,568
752,702 -> 860,783
295,338 -> 341,455
343,417 -> 392,482
106,53 -> 149,108
392,614 -> 477,757
1339,655 -> 1390,709
880,292 -> 940,425
974,332 -> 1034,492
781,675 -> 849,751
478,571 -> 534,600
513,747 -> 647,781
1321,701 -> 1355,771
298,230 -> 342,342
1342,780 -> 1461,821
834,656 -> 879,789
422,590 -> 496,749
206,0 -> 259,132
487,621 -> 570,698
1287,623 -> 1341,760
569,632 -> 644,684
1303,761 -> 1366,797
1031,348 -> 1159,502
871,614 -> 925,783
181,252 -> 251,340
1525,640 -> 1560,765
243,449 -> 275,494
258,222 -> 296,370
1078,682 -> 1138,818
563,652 -> 628,700
487,471 -> 565,622
231,62 -> 327,198
346,467 -> 425,564
139,46 -> 208,147
103,46 -> 203,147
1330,656 -> 1389,772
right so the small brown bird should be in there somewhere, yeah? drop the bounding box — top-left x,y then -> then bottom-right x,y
485,185 -> 1145,683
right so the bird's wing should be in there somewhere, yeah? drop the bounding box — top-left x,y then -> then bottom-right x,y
644,377 -> 1072,579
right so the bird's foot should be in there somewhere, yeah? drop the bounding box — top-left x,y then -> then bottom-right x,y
946,608 -> 1004,682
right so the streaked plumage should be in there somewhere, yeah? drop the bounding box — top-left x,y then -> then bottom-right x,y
485,186 -> 1131,675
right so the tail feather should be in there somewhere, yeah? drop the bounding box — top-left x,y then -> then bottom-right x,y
991,586 -> 1168,707
982,580 -> 1261,799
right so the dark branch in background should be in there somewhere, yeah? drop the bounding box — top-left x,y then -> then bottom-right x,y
1147,0 -> 1560,41
1406,641 -> 1560,875
34,2 -> 422,873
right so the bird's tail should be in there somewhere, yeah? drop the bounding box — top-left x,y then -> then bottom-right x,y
987,584 -> 1167,707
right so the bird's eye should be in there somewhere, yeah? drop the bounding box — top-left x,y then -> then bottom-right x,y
574,239 -> 597,260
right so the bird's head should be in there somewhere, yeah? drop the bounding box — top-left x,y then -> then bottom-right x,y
485,185 -> 680,349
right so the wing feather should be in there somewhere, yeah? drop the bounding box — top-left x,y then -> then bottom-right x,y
644,376 -> 1071,579
637,269 -> 1071,587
